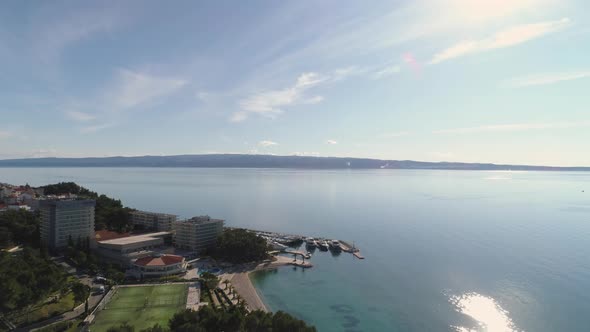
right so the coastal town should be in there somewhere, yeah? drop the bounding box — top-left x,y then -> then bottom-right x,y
0,182 -> 362,331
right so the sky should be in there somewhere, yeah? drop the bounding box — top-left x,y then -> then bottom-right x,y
1,0 -> 589,166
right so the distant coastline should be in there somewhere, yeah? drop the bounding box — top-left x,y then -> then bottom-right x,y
0,154 -> 588,171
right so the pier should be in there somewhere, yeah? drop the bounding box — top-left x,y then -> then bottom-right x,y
246,228 -> 365,261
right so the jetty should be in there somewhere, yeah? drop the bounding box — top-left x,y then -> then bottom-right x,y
353,252 -> 365,259
243,228 -> 365,261
338,240 -> 365,259
289,261 -> 313,268
284,249 -> 311,259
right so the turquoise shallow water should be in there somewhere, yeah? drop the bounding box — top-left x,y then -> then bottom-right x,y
1,168 -> 589,331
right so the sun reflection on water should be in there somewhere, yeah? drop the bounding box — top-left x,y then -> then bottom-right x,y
450,292 -> 522,332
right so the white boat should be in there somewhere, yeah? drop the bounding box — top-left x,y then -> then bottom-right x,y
318,240 -> 329,251
305,237 -> 317,248
329,240 -> 342,251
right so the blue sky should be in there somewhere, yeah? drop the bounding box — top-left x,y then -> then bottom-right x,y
1,0 -> 589,166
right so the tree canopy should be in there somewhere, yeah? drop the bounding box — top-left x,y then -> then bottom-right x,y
41,182 -> 95,197
0,248 -> 67,313
169,307 -> 316,332
0,209 -> 39,249
213,228 -> 270,264
41,182 -> 134,232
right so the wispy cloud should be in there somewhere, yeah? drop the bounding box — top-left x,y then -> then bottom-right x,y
326,140 -> 338,145
234,72 -> 327,122
433,121 -> 590,134
232,63 -> 404,122
429,18 -> 571,64
508,71 -> 590,87
258,140 -> 278,147
80,123 -> 115,134
0,130 -> 13,139
371,65 -> 401,79
381,131 -> 409,138
108,69 -> 187,111
34,6 -> 124,63
66,110 -> 95,122
332,66 -> 369,81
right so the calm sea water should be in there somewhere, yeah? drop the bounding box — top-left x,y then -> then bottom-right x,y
1,168 -> 589,331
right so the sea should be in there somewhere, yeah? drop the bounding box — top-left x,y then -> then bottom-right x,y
1,167 -> 589,332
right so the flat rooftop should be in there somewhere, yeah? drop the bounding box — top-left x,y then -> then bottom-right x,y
97,231 -> 172,245
177,216 -> 224,224
131,210 -> 177,217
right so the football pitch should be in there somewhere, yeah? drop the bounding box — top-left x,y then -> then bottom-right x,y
91,284 -> 188,332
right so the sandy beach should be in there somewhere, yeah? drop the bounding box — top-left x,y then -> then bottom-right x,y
222,255 -> 295,312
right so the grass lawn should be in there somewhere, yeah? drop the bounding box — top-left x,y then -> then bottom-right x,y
91,284 -> 188,332
9,292 -> 76,326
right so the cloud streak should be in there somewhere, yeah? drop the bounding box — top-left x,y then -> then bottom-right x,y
108,69 -> 187,111
233,72 -> 327,122
429,18 -> 571,64
371,65 -> 401,79
508,71 -> 590,87
0,130 -> 13,139
258,140 -> 278,147
433,121 -> 590,134
66,110 -> 96,122
232,63 -> 402,122
326,140 -> 338,145
80,123 -> 115,134
34,6 -> 124,63
381,131 -> 410,138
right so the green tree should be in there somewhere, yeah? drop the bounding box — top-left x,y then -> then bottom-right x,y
168,307 -> 316,332
140,324 -> 166,332
200,272 -> 219,290
213,229 -> 270,264
0,209 -> 40,248
41,182 -> 134,232
71,282 -> 89,308
0,248 -> 66,313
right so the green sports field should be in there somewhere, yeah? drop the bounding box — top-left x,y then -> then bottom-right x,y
91,284 -> 188,332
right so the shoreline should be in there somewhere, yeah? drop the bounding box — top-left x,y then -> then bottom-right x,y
223,255 -> 294,312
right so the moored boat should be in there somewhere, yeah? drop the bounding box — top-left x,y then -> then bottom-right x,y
329,239 -> 342,251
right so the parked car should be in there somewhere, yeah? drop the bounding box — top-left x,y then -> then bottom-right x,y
94,276 -> 107,283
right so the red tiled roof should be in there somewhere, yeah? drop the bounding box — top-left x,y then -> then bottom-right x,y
134,255 -> 184,267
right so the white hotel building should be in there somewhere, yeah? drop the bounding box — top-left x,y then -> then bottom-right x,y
39,199 -> 95,249
173,216 -> 224,252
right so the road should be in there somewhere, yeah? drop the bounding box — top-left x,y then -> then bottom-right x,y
16,274 -> 106,331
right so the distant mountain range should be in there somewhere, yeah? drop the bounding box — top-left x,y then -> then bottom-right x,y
0,154 -> 588,171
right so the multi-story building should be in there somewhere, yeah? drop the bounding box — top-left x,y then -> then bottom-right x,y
172,216 -> 224,252
130,210 -> 177,231
96,231 -> 174,267
39,199 -> 95,249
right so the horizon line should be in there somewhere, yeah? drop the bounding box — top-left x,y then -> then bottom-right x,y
0,153 -> 588,169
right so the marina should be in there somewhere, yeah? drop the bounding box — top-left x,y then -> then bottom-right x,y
247,229 -> 366,263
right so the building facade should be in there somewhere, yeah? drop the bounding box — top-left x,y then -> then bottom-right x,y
96,232 -> 174,267
130,210 -> 177,231
128,254 -> 187,279
39,199 -> 96,249
173,216 -> 224,252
